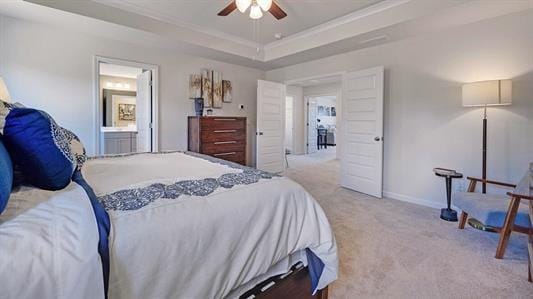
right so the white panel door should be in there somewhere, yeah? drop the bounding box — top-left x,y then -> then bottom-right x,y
341,66 -> 384,198
257,80 -> 286,173
307,98 -> 318,154
136,70 -> 152,152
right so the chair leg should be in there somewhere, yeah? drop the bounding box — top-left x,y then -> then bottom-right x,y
527,262 -> 533,282
495,197 -> 521,259
458,212 -> 468,229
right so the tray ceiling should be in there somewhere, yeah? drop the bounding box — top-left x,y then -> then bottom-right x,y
98,0 -> 384,44
3,0 -> 531,70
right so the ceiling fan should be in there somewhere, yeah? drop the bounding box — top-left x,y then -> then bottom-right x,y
218,0 -> 287,20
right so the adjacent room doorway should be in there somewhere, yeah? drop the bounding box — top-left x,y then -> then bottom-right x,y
93,56 -> 159,155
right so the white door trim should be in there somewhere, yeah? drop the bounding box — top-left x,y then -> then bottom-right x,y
93,56 -> 159,155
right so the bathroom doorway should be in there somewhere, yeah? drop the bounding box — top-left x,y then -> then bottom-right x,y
94,56 -> 159,155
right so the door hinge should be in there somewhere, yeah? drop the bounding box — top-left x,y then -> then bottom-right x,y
149,122 -> 153,129
149,80 -> 153,86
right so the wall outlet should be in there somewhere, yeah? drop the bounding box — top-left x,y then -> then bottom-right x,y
239,104 -> 244,110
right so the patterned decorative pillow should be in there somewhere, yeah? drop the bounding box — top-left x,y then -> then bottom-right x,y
2,107 -> 87,190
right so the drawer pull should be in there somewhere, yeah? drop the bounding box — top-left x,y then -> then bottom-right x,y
213,130 -> 237,133
214,118 -> 236,121
214,152 -> 236,156
214,141 -> 237,145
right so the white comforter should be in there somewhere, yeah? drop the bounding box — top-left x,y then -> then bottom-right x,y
0,152 -> 338,299
0,183 -> 103,299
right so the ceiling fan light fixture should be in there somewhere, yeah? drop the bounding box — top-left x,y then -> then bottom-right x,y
249,4 -> 263,19
236,0 -> 252,13
257,0 -> 272,11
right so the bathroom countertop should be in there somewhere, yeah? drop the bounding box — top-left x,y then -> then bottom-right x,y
100,127 -> 137,133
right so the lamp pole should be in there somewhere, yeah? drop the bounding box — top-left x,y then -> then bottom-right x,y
482,105 -> 487,194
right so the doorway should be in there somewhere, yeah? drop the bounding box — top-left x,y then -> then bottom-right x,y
306,95 -> 337,158
283,68 -> 384,198
94,56 -> 159,155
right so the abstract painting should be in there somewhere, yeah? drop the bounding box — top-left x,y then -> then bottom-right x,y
222,80 -> 232,103
118,103 -> 136,121
201,69 -> 212,108
212,70 -> 223,108
188,73 -> 202,99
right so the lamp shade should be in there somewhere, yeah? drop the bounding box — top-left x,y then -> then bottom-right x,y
462,79 -> 512,107
0,77 -> 10,101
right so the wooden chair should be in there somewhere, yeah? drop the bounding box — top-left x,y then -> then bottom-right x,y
317,128 -> 327,150
455,174 -> 533,260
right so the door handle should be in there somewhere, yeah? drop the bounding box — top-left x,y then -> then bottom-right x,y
214,130 -> 236,133
257,132 -> 264,136
374,137 -> 382,142
214,152 -> 236,156
214,141 -> 237,145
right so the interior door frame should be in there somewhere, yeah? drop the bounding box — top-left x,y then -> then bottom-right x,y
93,56 -> 159,155
304,93 -> 338,154
284,71 -> 345,156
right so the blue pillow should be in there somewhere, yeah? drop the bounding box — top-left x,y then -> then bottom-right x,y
3,108 -> 85,190
0,138 -> 13,214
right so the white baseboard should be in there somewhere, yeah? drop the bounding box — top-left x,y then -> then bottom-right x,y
383,191 -> 444,210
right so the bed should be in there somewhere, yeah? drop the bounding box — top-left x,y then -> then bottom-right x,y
0,150 -> 338,298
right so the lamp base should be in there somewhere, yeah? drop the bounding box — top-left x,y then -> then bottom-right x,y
440,208 -> 458,222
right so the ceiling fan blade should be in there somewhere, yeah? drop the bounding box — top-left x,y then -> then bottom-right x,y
218,1 -> 237,16
269,1 -> 287,20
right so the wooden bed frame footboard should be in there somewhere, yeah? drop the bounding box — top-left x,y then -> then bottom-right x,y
239,263 -> 329,299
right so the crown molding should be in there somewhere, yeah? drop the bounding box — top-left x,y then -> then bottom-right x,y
92,0 -> 264,50
263,0 -> 409,50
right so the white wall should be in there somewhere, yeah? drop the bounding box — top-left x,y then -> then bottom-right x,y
284,96 -> 293,152
267,10 -> 533,207
286,85 -> 305,154
0,15 -> 264,165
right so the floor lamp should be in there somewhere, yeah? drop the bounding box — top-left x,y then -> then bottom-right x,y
462,79 -> 512,194
0,77 -> 10,101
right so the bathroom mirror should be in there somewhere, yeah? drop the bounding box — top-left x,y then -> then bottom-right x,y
102,89 -> 137,127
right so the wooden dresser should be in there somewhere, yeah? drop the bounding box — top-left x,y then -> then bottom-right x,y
188,116 -> 246,165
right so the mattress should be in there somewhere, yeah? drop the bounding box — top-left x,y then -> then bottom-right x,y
0,151 -> 338,299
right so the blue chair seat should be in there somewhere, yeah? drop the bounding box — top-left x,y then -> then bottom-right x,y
454,192 -> 532,228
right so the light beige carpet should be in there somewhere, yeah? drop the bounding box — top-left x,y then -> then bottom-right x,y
284,154 -> 532,298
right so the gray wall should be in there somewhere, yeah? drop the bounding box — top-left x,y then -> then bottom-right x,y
0,15 -> 265,165
286,85 -> 305,154
267,10 -> 533,207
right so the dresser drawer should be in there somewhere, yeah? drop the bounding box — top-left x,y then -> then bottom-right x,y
200,129 -> 245,143
188,116 -> 247,166
201,140 -> 245,154
211,151 -> 245,164
200,117 -> 245,131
